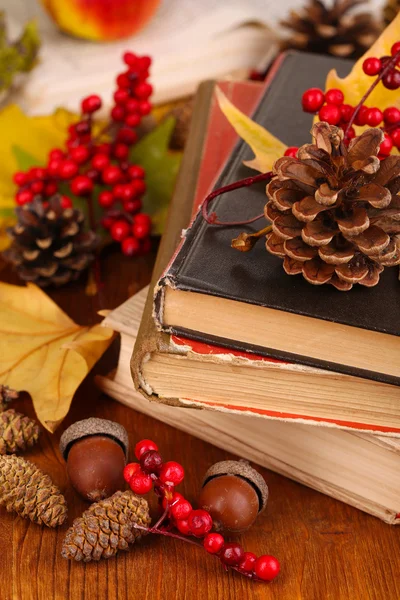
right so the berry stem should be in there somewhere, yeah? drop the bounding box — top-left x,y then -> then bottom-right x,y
201,172 -> 272,226
344,50 -> 400,138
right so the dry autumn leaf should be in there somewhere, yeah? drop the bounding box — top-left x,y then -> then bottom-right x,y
0,282 -> 114,432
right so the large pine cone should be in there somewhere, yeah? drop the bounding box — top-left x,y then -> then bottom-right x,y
3,195 -> 98,287
281,0 -> 382,59
0,409 -> 40,454
0,455 -> 67,527
62,490 -> 150,562
0,385 -> 19,412
265,122 -> 400,290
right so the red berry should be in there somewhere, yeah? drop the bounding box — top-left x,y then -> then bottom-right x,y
238,552 -> 257,573
70,146 -> 89,165
49,149 -> 64,161
31,180 -> 44,194
123,51 -> 138,67
70,175 -> 93,196
47,159 -> 62,176
138,56 -> 151,70
31,167 -> 47,180
121,184 -> 135,201
123,462 -> 141,483
133,222 -> 151,240
284,146 -> 298,158
13,172 -> 27,186
75,121 -> 91,136
81,94 -> 102,114
301,88 -> 324,113
354,105 -> 369,126
111,219 -> 130,242
187,509 -> 212,538
139,101 -> 152,116
98,190 -> 115,208
318,104 -> 341,125
175,519 -> 191,535
162,492 -> 184,511
58,160 -> 79,180
44,182 -> 58,196
362,57 -> 382,76
102,165 -> 122,185
124,114 -> 141,128
391,42 -> 400,62
16,189 -> 34,205
140,450 -> 163,473
116,73 -> 130,88
128,165 -> 145,179
133,213 -> 151,232
111,106 -> 126,122
325,88 -> 344,105
253,555 -> 280,582
203,533 -> 225,555
121,236 -> 141,257
113,143 -> 129,160
220,543 -> 244,566
117,128 -> 138,145
129,470 -> 153,495
340,104 -> 354,122
113,89 -> 130,105
159,461 -> 185,486
345,126 -> 356,141
135,82 -> 153,99
60,195 -> 73,209
383,106 -> 400,125
171,498 -> 192,521
124,198 -> 142,214
135,439 -> 159,460
139,237 -> 152,255
112,184 -> 126,200
391,128 -> 400,148
379,133 -> 393,156
132,179 -> 146,196
97,143 -> 111,155
382,71 -> 400,90
126,98 -> 140,114
101,215 -> 115,230
92,153 -> 110,171
365,107 -> 383,127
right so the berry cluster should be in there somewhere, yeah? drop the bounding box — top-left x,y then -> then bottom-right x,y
297,42 -> 400,160
123,439 -> 280,583
12,53 -> 153,258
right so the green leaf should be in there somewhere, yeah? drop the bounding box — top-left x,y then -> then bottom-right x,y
12,144 -> 40,171
129,118 -> 182,235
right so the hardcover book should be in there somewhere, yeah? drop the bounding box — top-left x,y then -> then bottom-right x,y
154,52 -> 400,388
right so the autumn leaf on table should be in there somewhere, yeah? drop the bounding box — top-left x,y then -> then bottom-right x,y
0,282 -> 114,432
130,117 -> 182,234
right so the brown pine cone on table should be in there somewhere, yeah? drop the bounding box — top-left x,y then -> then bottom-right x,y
0,409 -> 40,454
62,490 -> 151,562
264,122 -> 400,290
280,0 -> 382,59
0,385 -> 19,412
0,454 -> 67,527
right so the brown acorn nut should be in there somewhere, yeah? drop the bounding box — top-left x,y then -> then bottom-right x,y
59,418 -> 129,502
199,460 -> 268,533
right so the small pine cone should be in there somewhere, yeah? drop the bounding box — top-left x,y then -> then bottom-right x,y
0,385 -> 19,412
62,490 -> 150,562
3,195 -> 98,288
264,122 -> 400,290
0,409 -> 40,454
0,455 -> 67,527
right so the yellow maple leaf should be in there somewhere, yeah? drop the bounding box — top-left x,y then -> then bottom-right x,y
0,105 -> 78,250
215,87 -> 287,173
0,282 -> 114,432
326,13 -> 400,110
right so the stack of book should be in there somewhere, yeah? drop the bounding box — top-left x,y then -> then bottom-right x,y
97,52 -> 400,525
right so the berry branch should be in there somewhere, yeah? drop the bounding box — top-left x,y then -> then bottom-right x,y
123,439 -> 280,583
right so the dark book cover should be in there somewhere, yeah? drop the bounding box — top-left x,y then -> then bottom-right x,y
156,52 -> 400,386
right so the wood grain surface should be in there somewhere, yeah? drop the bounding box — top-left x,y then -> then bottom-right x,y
1,247 -> 399,600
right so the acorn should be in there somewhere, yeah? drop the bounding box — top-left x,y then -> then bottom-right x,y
60,418 -> 129,502
198,460 -> 268,533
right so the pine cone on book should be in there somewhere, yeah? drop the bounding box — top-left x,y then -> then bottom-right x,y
0,455 -> 67,527
0,409 -> 40,454
383,0 -> 400,25
280,0 -> 382,59
62,490 -> 150,562
0,385 -> 19,412
3,195 -> 98,288
264,122 -> 400,290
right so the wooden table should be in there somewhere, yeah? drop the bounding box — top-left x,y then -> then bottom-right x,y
1,247 -> 399,600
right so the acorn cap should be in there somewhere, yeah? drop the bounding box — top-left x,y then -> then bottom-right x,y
60,418 -> 129,461
202,459 -> 268,513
